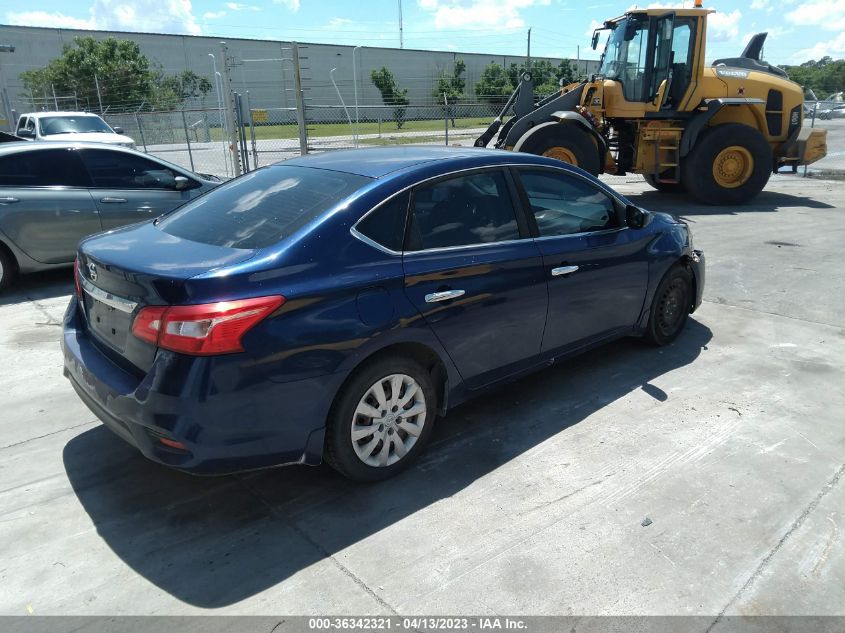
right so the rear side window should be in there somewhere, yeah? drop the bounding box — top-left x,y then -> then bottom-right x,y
517,169 -> 619,236
0,148 -> 91,187
158,166 -> 371,249
355,192 -> 409,252
406,170 -> 520,250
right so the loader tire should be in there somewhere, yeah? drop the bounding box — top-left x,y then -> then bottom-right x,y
644,173 -> 684,193
519,126 -> 601,176
682,123 -> 772,205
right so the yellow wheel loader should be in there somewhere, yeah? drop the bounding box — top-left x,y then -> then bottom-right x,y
475,5 -> 827,205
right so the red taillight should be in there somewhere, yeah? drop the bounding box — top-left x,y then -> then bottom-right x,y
131,296 -> 284,356
73,258 -> 82,297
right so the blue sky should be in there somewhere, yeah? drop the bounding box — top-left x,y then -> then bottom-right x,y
3,0 -> 843,65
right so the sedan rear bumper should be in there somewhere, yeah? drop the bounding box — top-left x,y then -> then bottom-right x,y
61,296 -> 336,475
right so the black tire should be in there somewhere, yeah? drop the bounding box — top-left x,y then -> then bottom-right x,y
324,355 -> 437,482
0,245 -> 16,293
519,125 -> 601,175
681,123 -> 772,205
645,264 -> 693,346
643,173 -> 685,193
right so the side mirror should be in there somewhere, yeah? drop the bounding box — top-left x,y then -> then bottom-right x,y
112,126 -> 124,135
17,129 -> 34,138
591,30 -> 601,50
173,175 -> 192,190
626,204 -> 651,229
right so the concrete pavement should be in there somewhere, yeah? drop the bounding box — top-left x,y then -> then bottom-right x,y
0,174 -> 843,617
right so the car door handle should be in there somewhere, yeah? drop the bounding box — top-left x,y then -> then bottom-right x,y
0,196 -> 19,203
100,197 -> 127,203
551,265 -> 579,277
425,289 -> 465,303
139,206 -> 154,212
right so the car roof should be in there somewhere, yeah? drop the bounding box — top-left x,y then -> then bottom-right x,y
280,145 -> 569,178
0,141 -> 137,156
20,111 -> 100,119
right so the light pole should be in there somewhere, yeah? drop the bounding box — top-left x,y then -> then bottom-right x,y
208,53 -> 230,177
0,44 -> 15,133
352,45 -> 361,147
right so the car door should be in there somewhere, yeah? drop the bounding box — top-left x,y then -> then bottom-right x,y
513,167 -> 651,354
80,148 -> 197,230
0,147 -> 100,264
402,168 -> 548,389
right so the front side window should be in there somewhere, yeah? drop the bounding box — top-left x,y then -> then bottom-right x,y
38,115 -> 113,136
599,17 -> 652,102
518,169 -> 619,237
81,149 -> 182,190
0,149 -> 91,187
158,165 -> 371,250
406,170 -> 520,250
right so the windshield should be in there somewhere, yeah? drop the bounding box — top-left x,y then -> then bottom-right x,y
598,17 -> 651,102
158,165 -> 371,249
38,115 -> 114,136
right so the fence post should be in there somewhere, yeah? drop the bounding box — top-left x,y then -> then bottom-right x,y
292,43 -> 309,155
235,93 -> 250,172
134,113 -> 148,152
246,91 -> 259,168
443,93 -> 449,146
181,109 -> 195,172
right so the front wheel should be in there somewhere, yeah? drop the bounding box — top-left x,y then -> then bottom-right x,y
0,247 -> 16,292
645,265 -> 693,346
324,356 -> 437,482
519,125 -> 601,175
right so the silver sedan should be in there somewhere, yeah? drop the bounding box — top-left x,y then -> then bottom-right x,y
0,142 -> 220,290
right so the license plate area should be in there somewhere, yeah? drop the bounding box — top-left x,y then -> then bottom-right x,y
81,278 -> 138,353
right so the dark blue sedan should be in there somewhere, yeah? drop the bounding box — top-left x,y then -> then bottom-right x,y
62,147 -> 704,481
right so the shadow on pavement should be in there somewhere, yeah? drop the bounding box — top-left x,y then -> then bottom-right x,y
0,268 -> 73,307
63,320 -> 712,608
626,188 -> 835,217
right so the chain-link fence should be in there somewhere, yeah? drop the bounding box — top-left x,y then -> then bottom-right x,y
101,102 -> 500,179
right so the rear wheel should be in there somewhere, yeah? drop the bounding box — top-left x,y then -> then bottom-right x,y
645,264 -> 693,346
520,125 -> 601,175
681,123 -> 772,205
324,356 -> 437,482
0,246 -> 16,292
643,173 -> 684,193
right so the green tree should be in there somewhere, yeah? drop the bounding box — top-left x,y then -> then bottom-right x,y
433,59 -> 466,126
20,36 -> 211,112
779,58 -> 845,99
474,62 -> 513,104
371,67 -> 410,129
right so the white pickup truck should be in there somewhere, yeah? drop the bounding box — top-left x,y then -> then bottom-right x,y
15,111 -> 136,148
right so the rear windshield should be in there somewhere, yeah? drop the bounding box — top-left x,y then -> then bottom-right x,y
157,166 -> 371,249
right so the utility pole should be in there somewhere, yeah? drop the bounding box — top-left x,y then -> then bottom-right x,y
95,74 -> 104,113
51,84 -> 59,110
398,0 -> 404,49
220,42 -> 242,176
527,28 -> 531,68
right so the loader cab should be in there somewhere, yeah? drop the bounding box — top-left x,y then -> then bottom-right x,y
596,10 -> 702,112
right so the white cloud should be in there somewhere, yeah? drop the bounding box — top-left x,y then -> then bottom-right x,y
225,2 -> 260,10
7,0 -> 202,34
585,19 -> 602,37
4,10 -> 95,29
750,0 -> 770,10
793,31 -> 845,61
203,10 -> 227,19
274,0 -> 300,11
418,0 -> 551,31
708,9 -> 742,42
785,1 -> 845,31
327,17 -> 353,28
